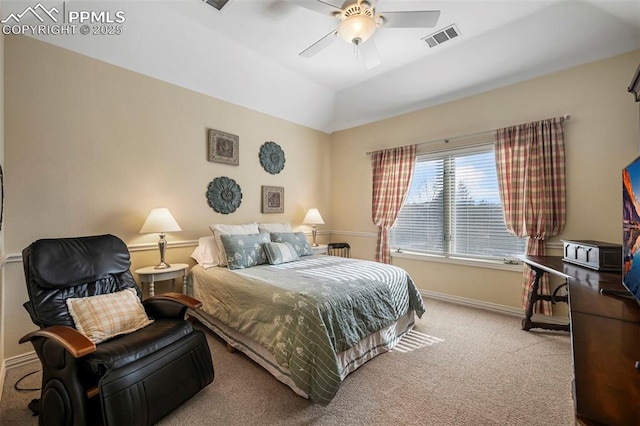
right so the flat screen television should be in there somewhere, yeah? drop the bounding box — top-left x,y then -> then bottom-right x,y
622,155 -> 640,304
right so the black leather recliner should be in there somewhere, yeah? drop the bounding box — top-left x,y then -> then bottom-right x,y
19,234 -> 214,425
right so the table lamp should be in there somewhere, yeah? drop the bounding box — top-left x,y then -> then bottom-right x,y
140,208 -> 182,269
303,208 -> 324,247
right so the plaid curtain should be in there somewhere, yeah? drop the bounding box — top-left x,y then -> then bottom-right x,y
495,117 -> 566,315
371,145 -> 416,263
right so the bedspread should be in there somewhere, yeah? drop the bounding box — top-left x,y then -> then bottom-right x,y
188,255 -> 425,405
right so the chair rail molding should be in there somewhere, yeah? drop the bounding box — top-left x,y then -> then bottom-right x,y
128,239 -> 198,252
5,253 -> 21,264
3,235 -> 563,263
330,230 -> 377,238
5,240 -> 201,263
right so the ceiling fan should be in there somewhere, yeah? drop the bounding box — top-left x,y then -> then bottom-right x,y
294,0 -> 441,69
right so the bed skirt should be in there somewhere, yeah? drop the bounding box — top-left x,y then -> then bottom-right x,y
188,308 -> 415,399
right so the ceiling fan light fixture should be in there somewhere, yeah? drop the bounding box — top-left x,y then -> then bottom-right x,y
296,0 -> 441,69
337,13 -> 376,45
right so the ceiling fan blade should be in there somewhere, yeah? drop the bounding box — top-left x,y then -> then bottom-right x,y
359,39 -> 381,69
299,30 -> 338,58
380,10 -> 441,28
318,0 -> 345,8
288,0 -> 343,15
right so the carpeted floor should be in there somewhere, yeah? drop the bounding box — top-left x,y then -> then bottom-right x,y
1,299 -> 574,425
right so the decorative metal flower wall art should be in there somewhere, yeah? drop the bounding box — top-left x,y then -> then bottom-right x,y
259,141 -> 285,174
206,176 -> 242,214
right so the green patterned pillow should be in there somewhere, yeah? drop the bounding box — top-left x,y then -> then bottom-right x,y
220,233 -> 270,270
270,232 -> 314,256
263,242 -> 300,265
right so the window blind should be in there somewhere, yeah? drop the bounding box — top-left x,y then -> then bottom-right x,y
391,144 -> 525,259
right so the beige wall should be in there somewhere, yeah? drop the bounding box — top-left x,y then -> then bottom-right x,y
330,50 -> 640,311
3,35 -> 331,358
2,34 -> 639,360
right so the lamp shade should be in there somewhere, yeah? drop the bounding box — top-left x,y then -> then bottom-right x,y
140,208 -> 182,234
303,208 -> 325,225
337,14 -> 376,44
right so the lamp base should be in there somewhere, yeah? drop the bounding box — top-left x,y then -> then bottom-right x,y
154,262 -> 171,269
155,233 -> 171,269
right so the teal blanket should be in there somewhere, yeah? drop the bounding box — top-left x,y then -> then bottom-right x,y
189,255 -> 425,405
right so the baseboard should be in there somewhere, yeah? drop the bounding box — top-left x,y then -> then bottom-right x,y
0,352 -> 39,405
420,289 -> 569,325
5,351 -> 38,370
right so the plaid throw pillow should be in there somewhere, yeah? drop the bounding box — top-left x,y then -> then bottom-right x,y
66,288 -> 153,344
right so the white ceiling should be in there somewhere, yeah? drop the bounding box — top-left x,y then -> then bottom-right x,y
10,0 -> 640,132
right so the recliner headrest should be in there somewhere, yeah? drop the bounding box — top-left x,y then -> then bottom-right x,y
26,234 -> 131,288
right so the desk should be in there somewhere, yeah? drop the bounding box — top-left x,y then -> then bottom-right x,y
518,255 -> 570,331
518,255 -> 640,425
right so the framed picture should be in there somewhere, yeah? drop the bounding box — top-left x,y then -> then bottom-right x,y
262,186 -> 284,214
208,128 -> 239,166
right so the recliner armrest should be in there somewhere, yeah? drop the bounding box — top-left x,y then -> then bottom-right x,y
143,292 -> 203,319
19,325 -> 96,358
147,292 -> 203,309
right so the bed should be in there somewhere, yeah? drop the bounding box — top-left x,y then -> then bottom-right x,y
187,252 -> 425,406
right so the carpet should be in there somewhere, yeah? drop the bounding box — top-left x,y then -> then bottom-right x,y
1,299 -> 574,425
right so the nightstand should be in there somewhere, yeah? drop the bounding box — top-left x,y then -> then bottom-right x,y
311,244 -> 328,255
135,263 -> 189,297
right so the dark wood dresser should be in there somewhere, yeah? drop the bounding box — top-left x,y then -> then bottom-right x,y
518,255 -> 640,425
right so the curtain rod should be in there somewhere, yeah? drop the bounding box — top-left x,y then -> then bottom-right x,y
366,113 -> 571,155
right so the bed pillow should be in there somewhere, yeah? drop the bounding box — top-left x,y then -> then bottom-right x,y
257,222 -> 293,234
263,242 -> 300,265
220,233 -> 270,270
270,232 -> 314,256
190,236 -> 219,268
66,288 -> 153,344
210,222 -> 259,266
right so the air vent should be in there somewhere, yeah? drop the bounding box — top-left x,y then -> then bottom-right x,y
422,24 -> 460,48
203,0 -> 232,11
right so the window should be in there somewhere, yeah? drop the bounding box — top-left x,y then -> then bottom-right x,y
391,144 -> 525,260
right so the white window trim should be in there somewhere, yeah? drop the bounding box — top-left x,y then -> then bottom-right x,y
390,249 -> 524,272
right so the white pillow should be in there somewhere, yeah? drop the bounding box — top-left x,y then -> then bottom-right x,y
190,236 -> 219,268
257,222 -> 293,234
209,222 -> 259,266
66,288 -> 153,344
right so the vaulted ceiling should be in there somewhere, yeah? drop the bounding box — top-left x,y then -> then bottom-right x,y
13,0 -> 640,132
